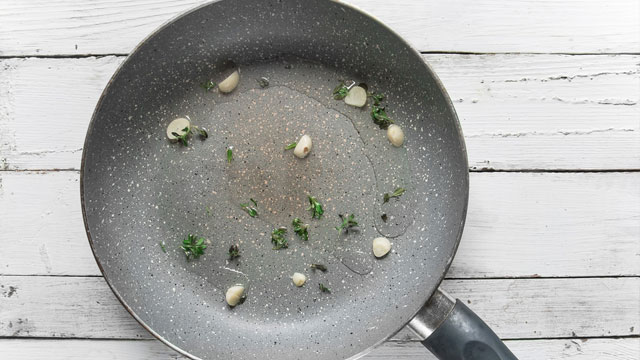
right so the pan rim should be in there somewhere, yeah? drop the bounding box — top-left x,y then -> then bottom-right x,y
80,1 -> 470,359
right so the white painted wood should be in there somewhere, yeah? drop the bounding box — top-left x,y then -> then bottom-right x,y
0,0 -> 638,56
0,338 -> 638,360
2,171 -> 638,277
1,55 -> 638,171
1,276 -> 638,339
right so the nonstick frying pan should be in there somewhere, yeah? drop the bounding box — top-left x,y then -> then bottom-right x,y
81,1 -> 518,359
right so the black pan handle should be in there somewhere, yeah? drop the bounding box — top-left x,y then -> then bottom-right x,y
408,288 -> 518,360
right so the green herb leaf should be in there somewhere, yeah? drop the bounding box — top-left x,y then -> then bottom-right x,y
250,198 -> 258,207
192,125 -> 208,139
206,206 -> 212,216
227,147 -> 233,163
383,187 -> 406,203
307,196 -> 324,219
319,283 -> 331,293
257,77 -> 270,88
336,213 -> 358,234
240,203 -> 258,217
159,242 -> 166,253
284,142 -> 297,150
200,80 -> 216,92
371,105 -> 394,130
271,227 -> 288,250
180,234 -> 207,260
292,218 -> 309,241
228,244 -> 240,260
310,264 -> 327,272
172,126 -> 191,146
332,82 -> 349,100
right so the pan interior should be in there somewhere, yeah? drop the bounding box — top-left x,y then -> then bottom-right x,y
82,1 -> 468,359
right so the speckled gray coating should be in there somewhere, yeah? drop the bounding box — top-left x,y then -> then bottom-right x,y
81,1 -> 468,359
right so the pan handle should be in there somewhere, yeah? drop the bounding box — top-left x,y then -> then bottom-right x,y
408,288 -> 518,360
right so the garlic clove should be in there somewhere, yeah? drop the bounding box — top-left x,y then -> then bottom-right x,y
372,237 -> 391,258
218,70 -> 240,93
387,124 -> 405,147
293,134 -> 312,158
344,86 -> 367,107
225,285 -> 245,306
291,272 -> 307,287
166,117 -> 191,141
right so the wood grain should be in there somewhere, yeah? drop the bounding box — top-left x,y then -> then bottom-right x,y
1,276 -> 638,340
0,0 -> 638,56
1,55 -> 637,171
2,171 -> 638,278
0,338 -> 638,360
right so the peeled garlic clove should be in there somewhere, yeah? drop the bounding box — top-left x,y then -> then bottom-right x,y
166,117 -> 191,141
291,272 -> 307,287
225,285 -> 245,306
373,237 -> 391,258
344,86 -> 367,107
293,134 -> 312,158
218,70 -> 240,93
387,124 -> 404,147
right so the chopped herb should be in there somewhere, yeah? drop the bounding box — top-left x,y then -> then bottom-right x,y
310,264 -> 327,272
180,234 -> 207,259
257,77 -> 269,88
228,244 -> 240,260
381,213 -> 388,222
250,198 -> 258,207
292,218 -> 309,241
159,242 -> 167,253
227,147 -> 233,163
192,125 -> 208,139
336,213 -> 358,234
172,126 -> 191,146
383,187 -> 406,203
240,203 -> 258,217
200,80 -> 216,92
307,196 -> 324,219
370,93 -> 394,129
332,81 -> 349,100
206,206 -> 212,216
319,283 -> 331,293
271,227 -> 288,250
284,142 -> 297,150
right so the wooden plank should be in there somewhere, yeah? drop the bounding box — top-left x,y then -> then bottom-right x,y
1,276 -> 638,340
1,55 -> 638,171
0,338 -> 638,360
2,171 -> 638,278
0,0 -> 638,56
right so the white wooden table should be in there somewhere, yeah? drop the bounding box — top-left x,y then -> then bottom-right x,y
1,1 -> 639,358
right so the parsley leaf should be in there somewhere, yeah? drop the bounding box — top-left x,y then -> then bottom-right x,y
307,196 -> 324,219
332,81 -> 349,100
200,80 -> 216,92
240,203 -> 258,217
319,283 -> 331,293
284,142 -> 297,150
271,227 -> 288,250
172,126 -> 191,146
310,264 -> 327,272
383,187 -> 406,203
336,213 -> 358,234
370,93 -> 394,129
227,147 -> 233,163
292,218 -> 309,241
228,244 -> 240,260
180,234 -> 207,259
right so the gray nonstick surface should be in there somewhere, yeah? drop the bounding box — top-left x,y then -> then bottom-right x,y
81,1 -> 468,359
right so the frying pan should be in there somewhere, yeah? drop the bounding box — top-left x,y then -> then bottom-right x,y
81,1 -> 518,359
